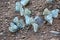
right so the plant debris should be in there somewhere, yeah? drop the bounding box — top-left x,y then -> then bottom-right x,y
50,31 -> 60,35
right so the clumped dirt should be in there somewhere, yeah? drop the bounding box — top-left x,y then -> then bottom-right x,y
0,0 -> 60,40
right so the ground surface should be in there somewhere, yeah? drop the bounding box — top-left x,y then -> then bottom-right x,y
0,0 -> 60,40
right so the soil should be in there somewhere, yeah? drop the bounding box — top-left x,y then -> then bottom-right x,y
0,0 -> 60,40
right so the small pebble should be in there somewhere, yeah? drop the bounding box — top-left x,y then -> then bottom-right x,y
50,38 -> 56,40
44,14 -> 53,24
13,17 -> 19,25
43,8 -> 51,16
32,23 -> 39,32
20,0 -> 30,6
0,32 -> 3,35
21,35 -> 26,39
9,22 -> 18,32
24,8 -> 31,16
34,16 -> 44,26
8,2 -> 10,5
51,9 -> 59,18
15,2 -> 25,16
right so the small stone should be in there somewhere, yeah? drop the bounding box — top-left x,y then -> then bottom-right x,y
13,17 -> 19,24
32,23 -> 39,32
17,19 -> 25,29
51,9 -> 59,18
9,22 -> 18,32
24,8 -> 31,16
0,32 -> 3,35
43,8 -> 51,16
4,37 -> 6,40
44,14 -> 53,24
21,35 -> 26,39
34,16 -> 44,26
20,0 -> 30,6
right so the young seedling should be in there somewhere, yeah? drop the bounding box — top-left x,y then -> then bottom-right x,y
15,2 -> 22,12
43,8 -> 51,16
17,19 -> 25,29
25,15 -> 31,25
51,9 -> 59,18
44,14 -> 53,24
20,0 -> 30,6
20,6 -> 25,16
13,17 -> 19,25
32,23 -> 39,32
9,22 -> 18,32
24,8 -> 31,16
25,15 -> 35,26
